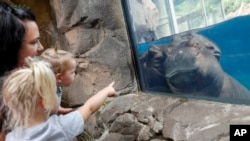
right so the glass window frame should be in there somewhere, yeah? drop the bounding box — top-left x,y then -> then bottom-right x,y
121,0 -> 250,105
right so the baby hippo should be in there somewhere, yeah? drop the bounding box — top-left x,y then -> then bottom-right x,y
141,32 -> 250,99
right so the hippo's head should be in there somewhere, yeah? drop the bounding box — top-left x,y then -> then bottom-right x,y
163,33 -> 224,97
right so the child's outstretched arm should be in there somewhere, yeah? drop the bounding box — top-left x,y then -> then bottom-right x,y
77,82 -> 116,122
57,107 -> 74,115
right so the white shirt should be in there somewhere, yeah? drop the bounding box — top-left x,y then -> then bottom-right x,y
6,111 -> 84,141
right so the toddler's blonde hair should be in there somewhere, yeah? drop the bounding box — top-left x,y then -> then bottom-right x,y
2,57 -> 58,129
41,47 -> 75,74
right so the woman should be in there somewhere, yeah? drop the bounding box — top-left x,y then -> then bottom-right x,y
12,5 -> 44,68
0,2 -> 44,140
0,2 -> 44,75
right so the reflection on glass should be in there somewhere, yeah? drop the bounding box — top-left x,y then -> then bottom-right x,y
122,0 -> 250,104
174,0 -> 225,33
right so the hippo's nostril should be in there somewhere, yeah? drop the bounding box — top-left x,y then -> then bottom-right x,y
214,51 -> 221,56
214,51 -> 221,61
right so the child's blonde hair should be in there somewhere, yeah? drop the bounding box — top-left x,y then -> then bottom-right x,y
2,57 -> 58,129
41,47 -> 75,74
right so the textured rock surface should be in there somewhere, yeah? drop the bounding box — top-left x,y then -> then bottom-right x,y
100,94 -> 250,141
49,0 -> 136,106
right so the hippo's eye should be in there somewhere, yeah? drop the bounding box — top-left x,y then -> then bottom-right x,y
193,41 -> 200,48
206,46 -> 214,50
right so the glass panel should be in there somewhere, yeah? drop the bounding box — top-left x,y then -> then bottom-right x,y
175,0 -> 206,32
122,0 -> 250,104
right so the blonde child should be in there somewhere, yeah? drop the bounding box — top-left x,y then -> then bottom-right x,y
41,47 -> 77,114
2,57 -> 116,140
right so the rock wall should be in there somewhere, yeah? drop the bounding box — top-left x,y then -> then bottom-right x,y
101,94 -> 250,141
49,0 -> 137,106
7,0 -> 250,141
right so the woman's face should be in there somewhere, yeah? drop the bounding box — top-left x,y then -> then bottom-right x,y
18,21 -> 44,67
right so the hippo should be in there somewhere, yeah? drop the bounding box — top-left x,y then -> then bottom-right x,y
140,32 -> 250,99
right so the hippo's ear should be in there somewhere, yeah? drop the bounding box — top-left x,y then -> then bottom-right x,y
141,45 -> 165,76
140,45 -> 163,63
186,33 -> 194,40
148,45 -> 162,56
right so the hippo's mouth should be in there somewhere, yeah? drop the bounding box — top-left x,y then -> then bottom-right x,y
166,68 -> 208,92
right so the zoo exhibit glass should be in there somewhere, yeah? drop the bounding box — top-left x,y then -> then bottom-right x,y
122,0 -> 250,104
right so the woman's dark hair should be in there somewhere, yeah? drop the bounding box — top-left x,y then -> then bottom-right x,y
12,6 -> 36,22
0,2 -> 37,76
0,2 -> 25,133
0,2 -> 25,76
0,2 -> 38,133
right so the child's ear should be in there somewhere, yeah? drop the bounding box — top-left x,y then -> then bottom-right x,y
55,73 -> 62,83
37,98 -> 46,109
41,99 -> 46,109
